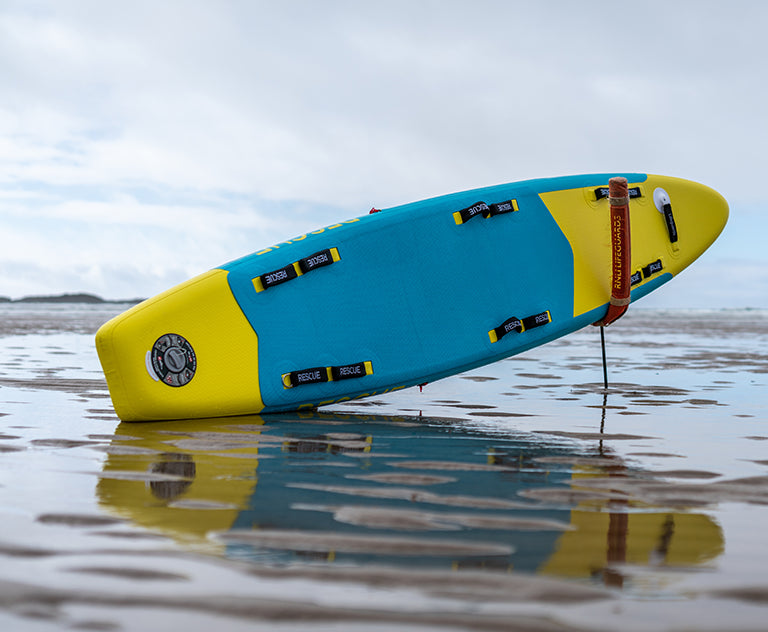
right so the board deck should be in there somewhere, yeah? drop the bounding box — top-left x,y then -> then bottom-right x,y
96,173 -> 728,421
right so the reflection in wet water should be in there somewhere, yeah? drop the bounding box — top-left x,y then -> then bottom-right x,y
2,305 -> 768,631
148,453 -> 196,500
97,411 -> 723,581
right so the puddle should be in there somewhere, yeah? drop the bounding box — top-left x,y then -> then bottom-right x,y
1,304 -> 768,630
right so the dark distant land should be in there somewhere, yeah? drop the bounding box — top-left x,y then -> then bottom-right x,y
0,293 -> 144,304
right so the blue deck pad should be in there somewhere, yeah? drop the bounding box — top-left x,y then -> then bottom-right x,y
223,174 -> 646,411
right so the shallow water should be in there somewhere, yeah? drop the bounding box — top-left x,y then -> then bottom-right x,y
0,303 -> 767,631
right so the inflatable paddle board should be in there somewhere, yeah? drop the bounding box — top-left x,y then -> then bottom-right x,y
96,173 -> 728,421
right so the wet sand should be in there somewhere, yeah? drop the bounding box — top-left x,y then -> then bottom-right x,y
0,303 -> 767,631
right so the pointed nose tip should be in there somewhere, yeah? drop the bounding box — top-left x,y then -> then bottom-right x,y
699,185 -> 729,253
713,189 -> 729,235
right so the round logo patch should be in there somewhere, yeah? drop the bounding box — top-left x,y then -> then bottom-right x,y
150,334 -> 197,387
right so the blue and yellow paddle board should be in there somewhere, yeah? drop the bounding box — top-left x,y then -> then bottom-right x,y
96,173 -> 728,421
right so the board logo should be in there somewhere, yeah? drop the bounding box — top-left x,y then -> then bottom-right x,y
150,334 -> 197,387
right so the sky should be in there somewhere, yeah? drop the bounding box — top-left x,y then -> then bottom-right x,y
0,0 -> 766,308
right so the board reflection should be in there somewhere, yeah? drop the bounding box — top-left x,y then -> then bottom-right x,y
97,410 -> 723,585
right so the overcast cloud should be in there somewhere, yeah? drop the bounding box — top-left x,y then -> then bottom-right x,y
0,0 -> 766,306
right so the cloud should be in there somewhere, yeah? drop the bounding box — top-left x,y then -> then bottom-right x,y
0,187 -> 335,299
0,0 -> 766,303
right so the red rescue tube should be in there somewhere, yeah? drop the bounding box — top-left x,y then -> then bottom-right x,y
593,176 -> 631,327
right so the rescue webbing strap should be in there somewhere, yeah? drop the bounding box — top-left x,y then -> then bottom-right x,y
453,201 -> 490,224
257,262 -> 297,291
593,177 -> 631,327
282,361 -> 373,389
454,199 -> 519,224
642,258 -> 663,279
483,199 -> 519,218
631,259 -> 664,286
594,186 -> 642,201
488,310 -> 551,343
298,248 -> 338,274
254,248 -> 340,292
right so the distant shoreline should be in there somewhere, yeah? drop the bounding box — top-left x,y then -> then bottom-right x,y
0,293 -> 145,305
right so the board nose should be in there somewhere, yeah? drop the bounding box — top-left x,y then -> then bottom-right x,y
684,182 -> 729,259
646,175 -> 728,271
710,187 -> 729,237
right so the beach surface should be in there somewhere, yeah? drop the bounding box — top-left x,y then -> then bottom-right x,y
0,302 -> 767,631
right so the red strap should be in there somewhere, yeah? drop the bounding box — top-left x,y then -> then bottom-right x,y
593,177 -> 631,327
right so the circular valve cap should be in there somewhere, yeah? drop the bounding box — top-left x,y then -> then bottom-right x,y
150,334 -> 197,387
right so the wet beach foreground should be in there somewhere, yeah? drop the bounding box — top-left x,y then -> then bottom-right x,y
0,303 -> 767,631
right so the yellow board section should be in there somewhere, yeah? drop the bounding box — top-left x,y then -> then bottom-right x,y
538,464 -> 723,578
96,418 -> 263,552
540,175 -> 728,318
96,269 -> 264,421
540,509 -> 723,578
